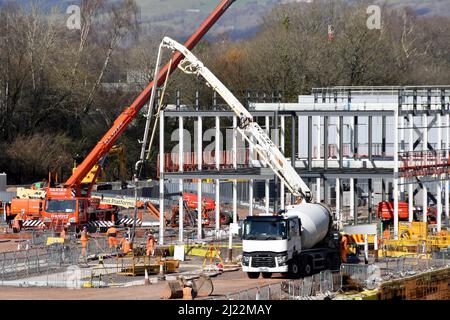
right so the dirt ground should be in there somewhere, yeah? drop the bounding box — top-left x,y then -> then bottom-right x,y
0,239 -> 23,253
0,270 -> 282,300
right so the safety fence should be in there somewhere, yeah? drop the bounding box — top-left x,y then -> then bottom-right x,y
206,255 -> 450,300
205,270 -> 339,300
0,245 -> 82,283
0,243 -> 166,288
206,282 -> 288,300
381,254 -> 449,277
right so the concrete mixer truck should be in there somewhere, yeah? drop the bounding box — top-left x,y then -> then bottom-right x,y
242,203 -> 341,279
152,37 -> 341,279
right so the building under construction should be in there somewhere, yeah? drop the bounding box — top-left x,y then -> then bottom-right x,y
0,0 -> 449,301
158,86 -> 450,240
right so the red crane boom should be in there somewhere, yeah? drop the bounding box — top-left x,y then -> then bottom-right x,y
66,0 -> 236,191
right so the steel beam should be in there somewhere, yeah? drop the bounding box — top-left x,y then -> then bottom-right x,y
179,116 -> 184,243
215,116 -> 220,234
159,111 -> 165,245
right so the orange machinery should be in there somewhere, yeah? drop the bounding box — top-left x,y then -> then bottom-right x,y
170,193 -> 232,227
378,201 -> 438,223
34,1 -> 236,231
377,201 -> 410,221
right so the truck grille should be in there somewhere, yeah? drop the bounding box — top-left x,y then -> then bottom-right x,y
251,255 -> 275,268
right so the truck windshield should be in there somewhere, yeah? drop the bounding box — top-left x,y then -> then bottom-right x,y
243,220 -> 287,240
45,200 -> 77,213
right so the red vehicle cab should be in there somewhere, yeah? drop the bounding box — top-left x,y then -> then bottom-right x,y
42,188 -> 88,227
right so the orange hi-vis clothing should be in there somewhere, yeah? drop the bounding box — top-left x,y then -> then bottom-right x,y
340,236 -> 348,263
80,230 -> 89,256
120,238 -> 132,254
13,216 -> 21,229
146,235 -> 156,256
107,227 -> 118,248
107,227 -> 118,237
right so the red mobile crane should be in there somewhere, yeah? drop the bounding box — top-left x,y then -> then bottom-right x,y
39,0 -> 237,231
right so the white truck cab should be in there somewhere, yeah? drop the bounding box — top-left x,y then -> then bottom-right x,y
242,203 -> 341,279
242,215 -> 301,277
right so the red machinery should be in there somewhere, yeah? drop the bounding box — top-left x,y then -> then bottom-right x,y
377,201 -> 438,223
38,0 -> 236,230
170,193 -> 232,227
377,201 -> 410,221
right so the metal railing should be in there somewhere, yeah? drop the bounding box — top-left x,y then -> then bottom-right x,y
205,270 -> 339,300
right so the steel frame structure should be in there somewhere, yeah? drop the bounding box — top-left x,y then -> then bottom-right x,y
157,86 -> 450,242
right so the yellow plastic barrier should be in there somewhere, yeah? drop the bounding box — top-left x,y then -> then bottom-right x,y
46,237 -> 65,246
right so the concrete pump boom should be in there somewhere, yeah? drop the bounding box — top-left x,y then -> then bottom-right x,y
160,37 -> 313,202
65,0 -> 236,194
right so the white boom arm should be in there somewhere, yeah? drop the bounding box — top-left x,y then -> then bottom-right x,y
161,37 -> 313,202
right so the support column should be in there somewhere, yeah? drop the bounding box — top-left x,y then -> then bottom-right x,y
159,111 -> 165,245
368,179 -> 373,224
368,116 -> 373,161
308,116 -> 313,171
446,114 -> 450,226
215,116 -> 221,233
408,113 -> 414,222
291,115 -> 297,204
316,116 -> 321,159
324,116 -> 329,171
382,116 -> 386,157
197,117 -> 203,240
336,178 -> 341,226
394,106 -> 399,239
316,178 -> 321,203
316,115 -> 321,203
249,181 -> 254,216
265,116 -> 270,214
350,178 -> 354,221
422,113 -> 428,223
248,114 -> 254,216
280,116 -> 286,210
339,116 -> 344,169
249,133 -> 254,216
178,116 -> 184,243
354,116 -> 358,159
298,115 -> 302,162
437,113 -> 442,232
354,178 -> 358,225
408,184 -> 414,222
400,117 -> 406,200
229,116 -> 238,262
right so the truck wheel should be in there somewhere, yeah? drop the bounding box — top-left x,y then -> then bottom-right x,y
302,257 -> 313,277
288,258 -> 301,279
247,272 -> 260,279
220,213 -> 232,225
261,272 -> 272,279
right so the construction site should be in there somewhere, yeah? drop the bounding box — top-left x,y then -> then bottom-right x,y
0,0 -> 449,302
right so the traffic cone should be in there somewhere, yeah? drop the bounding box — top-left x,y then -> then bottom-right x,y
144,268 -> 150,285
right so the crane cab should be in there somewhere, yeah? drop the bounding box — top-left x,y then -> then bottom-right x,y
41,188 -> 88,228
